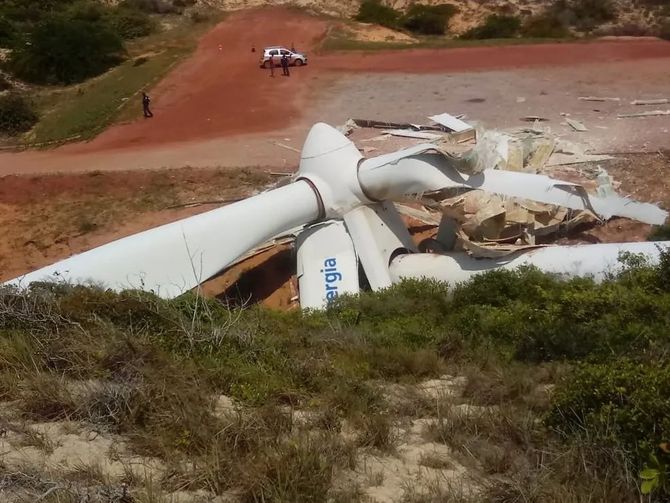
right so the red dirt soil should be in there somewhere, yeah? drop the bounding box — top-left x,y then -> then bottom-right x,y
320,39 -> 670,73
49,8 -> 670,153
76,8 -> 330,151
1,9 -> 669,178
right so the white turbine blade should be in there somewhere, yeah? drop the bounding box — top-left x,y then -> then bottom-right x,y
6,181 -> 320,298
296,221 -> 359,309
343,202 -> 417,291
359,149 -> 668,225
390,241 -> 670,289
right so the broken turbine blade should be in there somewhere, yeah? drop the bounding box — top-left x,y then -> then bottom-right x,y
296,220 -> 360,309
343,202 -> 417,291
5,181 -> 321,298
389,241 -> 670,289
358,147 -> 668,225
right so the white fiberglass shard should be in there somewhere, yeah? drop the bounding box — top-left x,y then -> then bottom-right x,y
358,150 -> 668,225
295,221 -> 360,309
381,130 -> 444,140
389,241 -> 670,289
343,202 -> 417,291
428,113 -> 473,133
5,182 -> 320,298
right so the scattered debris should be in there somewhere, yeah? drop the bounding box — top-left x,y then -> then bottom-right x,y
381,129 -> 444,140
336,118 -> 358,136
595,167 -> 616,198
631,98 -> 669,106
271,141 -> 301,153
618,110 -> 670,119
566,118 -> 588,132
428,112 -> 473,133
395,204 -> 441,226
547,139 -> 614,166
578,96 -> 621,102
352,119 -> 442,132
360,134 -> 392,143
522,116 -> 548,122
438,190 -> 595,257
516,97 -> 526,103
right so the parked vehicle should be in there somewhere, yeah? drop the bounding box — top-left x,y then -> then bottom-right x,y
260,46 -> 308,68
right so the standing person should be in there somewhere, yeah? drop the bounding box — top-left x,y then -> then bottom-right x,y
268,56 -> 275,77
142,92 -> 153,118
281,54 -> 290,77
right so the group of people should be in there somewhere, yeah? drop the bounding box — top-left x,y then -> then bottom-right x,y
268,53 -> 291,77
141,44 -> 300,117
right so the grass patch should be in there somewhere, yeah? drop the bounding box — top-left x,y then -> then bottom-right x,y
1,249 -> 669,498
18,13 -> 221,147
320,30 -> 573,52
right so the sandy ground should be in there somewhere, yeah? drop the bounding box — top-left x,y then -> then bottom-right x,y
0,375 -> 480,503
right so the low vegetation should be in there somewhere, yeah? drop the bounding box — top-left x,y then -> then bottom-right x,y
0,93 -> 38,135
352,0 -> 666,42
1,249 -> 668,500
0,0 -> 217,142
356,0 -> 458,36
462,14 -> 522,39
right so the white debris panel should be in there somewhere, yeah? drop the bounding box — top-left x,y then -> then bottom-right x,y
428,113 -> 473,133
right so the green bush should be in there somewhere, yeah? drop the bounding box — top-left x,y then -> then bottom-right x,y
108,6 -> 156,39
66,0 -> 107,22
522,13 -> 571,37
547,360 -> 670,477
0,93 -> 38,135
649,224 -> 670,242
120,0 -> 178,14
355,0 -> 400,29
9,15 -> 124,85
548,0 -> 617,31
571,0 -> 616,24
659,20 -> 670,41
462,14 -> 521,39
0,75 -> 11,91
0,14 -> 16,46
401,4 -> 458,35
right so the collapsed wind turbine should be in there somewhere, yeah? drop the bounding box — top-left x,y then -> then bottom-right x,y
5,123 -> 669,308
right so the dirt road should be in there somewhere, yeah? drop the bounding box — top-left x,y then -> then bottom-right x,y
1,8 -> 670,176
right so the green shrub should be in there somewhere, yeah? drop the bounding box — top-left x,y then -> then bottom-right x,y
120,0 -> 178,14
401,4 -> 458,35
547,360 -> 670,480
462,14 -> 521,39
522,13 -> 571,37
9,15 -> 124,85
66,0 -> 107,22
548,0 -> 617,31
0,93 -> 38,135
0,75 -> 11,91
189,7 -> 211,23
571,0 -> 617,24
355,0 -> 400,29
108,6 -> 156,39
0,14 -> 16,46
659,20 -> 670,41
